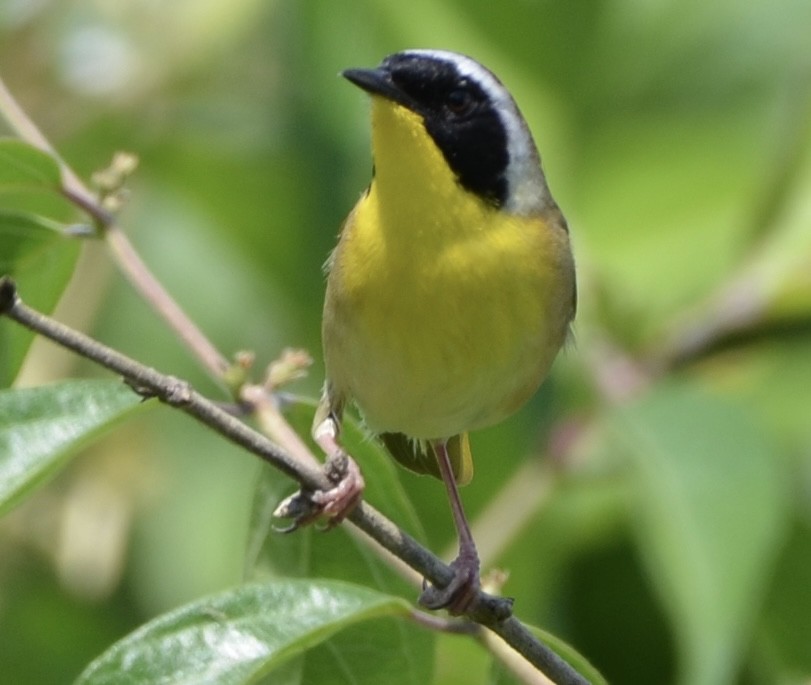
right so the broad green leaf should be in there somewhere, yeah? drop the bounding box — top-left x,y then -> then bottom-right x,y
613,383 -> 788,685
291,615 -> 433,685
0,138 -> 62,190
75,579 -> 412,685
0,380 -> 146,516
0,210 -> 80,385
0,210 -> 69,271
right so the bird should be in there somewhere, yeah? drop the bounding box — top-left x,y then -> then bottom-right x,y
311,49 -> 576,613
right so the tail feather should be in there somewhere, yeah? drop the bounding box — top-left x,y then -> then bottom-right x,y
379,432 -> 473,485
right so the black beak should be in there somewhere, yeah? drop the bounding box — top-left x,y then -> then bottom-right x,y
342,67 -> 410,108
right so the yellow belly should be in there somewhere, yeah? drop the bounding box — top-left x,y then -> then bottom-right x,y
322,184 -> 574,440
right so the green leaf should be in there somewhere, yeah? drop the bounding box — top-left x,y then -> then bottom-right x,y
0,210 -> 68,270
0,210 -> 80,385
292,615 -> 433,685
613,383 -> 788,685
75,579 -> 412,685
0,138 -> 62,190
0,380 -> 146,516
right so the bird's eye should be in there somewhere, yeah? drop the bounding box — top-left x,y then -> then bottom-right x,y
446,88 -> 474,115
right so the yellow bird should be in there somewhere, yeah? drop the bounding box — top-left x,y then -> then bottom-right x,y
312,50 -> 576,612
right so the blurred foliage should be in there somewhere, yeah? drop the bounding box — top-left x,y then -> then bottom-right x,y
1,0 -> 810,684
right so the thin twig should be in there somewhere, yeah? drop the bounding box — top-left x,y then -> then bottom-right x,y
0,277 -> 322,486
0,74 -> 230,381
0,276 -> 590,685
0,77 -> 66,161
240,383 -> 320,468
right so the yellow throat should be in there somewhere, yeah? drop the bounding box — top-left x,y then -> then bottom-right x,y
322,95 -> 574,441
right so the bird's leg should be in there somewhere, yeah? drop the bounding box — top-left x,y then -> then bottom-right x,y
274,412 -> 365,531
310,414 -> 365,525
419,439 -> 481,614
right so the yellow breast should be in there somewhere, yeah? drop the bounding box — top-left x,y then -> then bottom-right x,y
322,98 -> 574,439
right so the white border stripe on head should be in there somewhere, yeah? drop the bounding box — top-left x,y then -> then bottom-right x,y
400,49 -> 551,215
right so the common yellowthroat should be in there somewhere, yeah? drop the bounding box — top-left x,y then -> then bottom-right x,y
312,50 -> 576,612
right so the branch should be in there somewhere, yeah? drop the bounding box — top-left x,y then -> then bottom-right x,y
1,75 -> 591,683
0,276 -> 590,685
0,75 -> 229,381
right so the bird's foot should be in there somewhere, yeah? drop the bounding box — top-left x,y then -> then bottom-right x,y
311,450 -> 365,526
273,449 -> 365,532
419,546 -> 481,615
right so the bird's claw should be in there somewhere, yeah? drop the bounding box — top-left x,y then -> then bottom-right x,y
311,450 -> 365,526
419,546 -> 481,615
274,451 -> 365,532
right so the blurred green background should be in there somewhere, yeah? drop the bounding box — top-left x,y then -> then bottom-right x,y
1,0 -> 810,683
